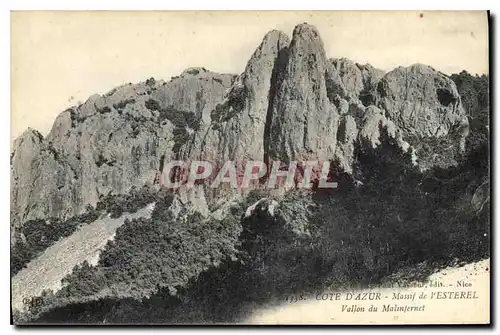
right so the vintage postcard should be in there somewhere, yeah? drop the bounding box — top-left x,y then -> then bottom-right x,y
10,11 -> 490,325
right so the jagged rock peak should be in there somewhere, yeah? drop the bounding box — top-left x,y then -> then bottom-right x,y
327,58 -> 385,105
243,28 -> 290,78
288,23 -> 326,58
12,128 -> 45,166
10,22 -> 473,232
292,22 -> 322,40
261,29 -> 290,46
14,127 -> 44,146
268,22 -> 339,162
187,27 -> 290,164
11,128 -> 45,165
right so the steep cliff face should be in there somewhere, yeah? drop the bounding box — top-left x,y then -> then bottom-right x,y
323,61 -> 468,170
11,129 -> 78,234
269,23 -> 339,163
185,30 -> 290,163
11,73 -> 233,228
11,22 -> 470,230
375,64 -> 469,168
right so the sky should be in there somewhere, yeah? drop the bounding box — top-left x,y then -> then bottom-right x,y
11,11 -> 489,141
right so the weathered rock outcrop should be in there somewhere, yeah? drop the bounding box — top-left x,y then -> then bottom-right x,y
333,114 -> 358,173
11,73 -> 233,228
358,106 -> 408,150
11,22 -> 471,231
377,64 -> 468,139
374,64 -> 469,168
324,62 -> 468,170
471,179 -> 490,214
151,68 -> 235,124
327,58 -> 385,104
269,23 -> 339,162
186,30 -> 290,163
11,128 -> 78,235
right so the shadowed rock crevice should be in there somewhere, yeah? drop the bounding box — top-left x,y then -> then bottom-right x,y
436,88 -> 457,106
264,45 -> 290,166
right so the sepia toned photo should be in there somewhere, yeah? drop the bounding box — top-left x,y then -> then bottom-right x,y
10,11 -> 490,325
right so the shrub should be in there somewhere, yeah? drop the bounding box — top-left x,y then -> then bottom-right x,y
113,99 -> 136,111
145,77 -> 156,87
11,205 -> 99,276
11,185 -> 163,276
145,99 -> 161,112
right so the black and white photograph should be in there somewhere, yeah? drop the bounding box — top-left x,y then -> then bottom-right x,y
9,10 -> 491,325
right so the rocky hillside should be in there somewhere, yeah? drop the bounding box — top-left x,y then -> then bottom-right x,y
10,70 -> 234,236
11,204 -> 155,312
11,23 -> 469,236
11,23 -> 490,324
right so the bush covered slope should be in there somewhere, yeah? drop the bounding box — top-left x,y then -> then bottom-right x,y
19,117 -> 489,324
10,23 -> 490,323
11,185 -> 164,276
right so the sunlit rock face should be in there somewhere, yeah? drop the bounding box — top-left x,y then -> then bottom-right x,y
268,23 -> 339,163
11,23 -> 469,230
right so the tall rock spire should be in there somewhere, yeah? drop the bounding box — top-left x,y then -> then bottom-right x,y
189,29 -> 290,163
268,23 -> 339,163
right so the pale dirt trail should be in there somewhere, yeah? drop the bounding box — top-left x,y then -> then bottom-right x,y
11,204 -> 155,312
246,258 -> 490,325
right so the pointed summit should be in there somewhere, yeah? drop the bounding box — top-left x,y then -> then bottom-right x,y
289,23 -> 325,57
293,22 -> 321,37
19,127 -> 43,141
243,29 -> 290,80
191,28 -> 290,163
260,29 -> 290,47
13,127 -> 44,152
268,23 -> 338,162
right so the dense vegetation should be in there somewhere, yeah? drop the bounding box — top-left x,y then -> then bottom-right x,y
450,71 -> 489,121
11,207 -> 99,276
11,185 -> 162,276
26,124 -> 489,323
52,189 -> 240,301
18,188 -> 252,323
16,72 -> 490,324
144,98 -> 200,153
450,71 -> 490,161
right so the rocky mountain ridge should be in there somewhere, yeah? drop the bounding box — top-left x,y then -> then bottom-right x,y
11,23 -> 468,232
